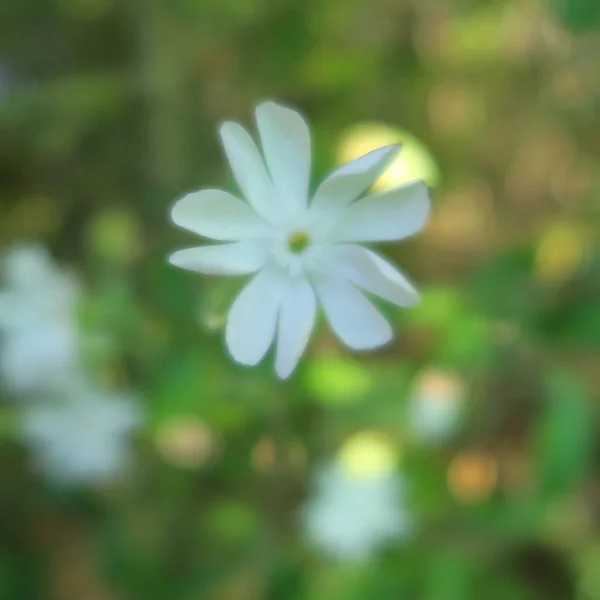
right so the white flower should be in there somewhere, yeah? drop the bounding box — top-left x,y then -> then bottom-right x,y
0,245 -> 81,395
302,462 -> 412,560
408,369 -> 465,443
21,379 -> 142,484
169,101 -> 431,378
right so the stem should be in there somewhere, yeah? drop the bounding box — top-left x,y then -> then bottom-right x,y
132,0 -> 189,220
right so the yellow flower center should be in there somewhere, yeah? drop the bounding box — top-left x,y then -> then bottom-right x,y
287,231 -> 310,254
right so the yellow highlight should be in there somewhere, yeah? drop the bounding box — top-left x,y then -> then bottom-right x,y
338,430 -> 399,480
337,122 -> 441,190
413,368 -> 465,406
447,450 -> 498,503
535,221 -> 591,285
155,416 -> 216,469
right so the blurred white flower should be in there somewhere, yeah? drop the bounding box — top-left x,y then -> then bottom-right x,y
21,380 -> 142,483
302,462 -> 412,560
169,100 -> 431,378
0,245 -> 81,395
408,369 -> 465,443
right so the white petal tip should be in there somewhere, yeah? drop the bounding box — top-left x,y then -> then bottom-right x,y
169,191 -> 198,228
405,293 -> 421,307
227,349 -> 263,367
275,368 -> 293,380
225,328 -> 266,366
167,253 -> 181,268
416,182 -> 433,228
167,250 -> 199,272
411,179 -> 433,199
168,198 -> 182,224
255,99 -> 299,119
375,142 -> 402,158
275,355 -> 301,379
255,99 -> 280,112
351,329 -> 394,351
384,143 -> 402,164
218,120 -> 239,135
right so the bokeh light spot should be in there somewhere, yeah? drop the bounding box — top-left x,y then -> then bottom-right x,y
251,437 -> 277,473
535,221 -> 591,285
409,368 -> 466,442
413,368 -> 465,405
338,431 -> 399,480
155,416 -> 217,469
337,122 -> 441,190
86,207 -> 142,265
448,450 -> 498,503
305,355 -> 372,405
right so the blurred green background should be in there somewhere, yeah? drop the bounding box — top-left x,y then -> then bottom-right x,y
1,0 -> 600,598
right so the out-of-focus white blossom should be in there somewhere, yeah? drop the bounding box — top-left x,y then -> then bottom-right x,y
21,379 -> 142,483
408,368 -> 466,443
303,463 -> 411,560
0,245 -> 81,395
0,244 -> 144,485
303,431 -> 412,560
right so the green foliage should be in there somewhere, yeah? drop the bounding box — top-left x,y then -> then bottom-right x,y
304,356 -> 373,405
550,0 -> 600,33
534,371 -> 594,498
1,0 -> 600,598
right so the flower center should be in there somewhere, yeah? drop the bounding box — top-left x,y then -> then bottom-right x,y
287,231 -> 310,254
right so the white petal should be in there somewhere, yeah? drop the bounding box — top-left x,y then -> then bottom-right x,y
255,101 -> 311,213
330,180 -> 431,243
219,121 -> 278,223
168,241 -> 270,276
314,275 -> 392,350
327,245 -> 419,306
225,268 -> 286,366
171,189 -> 272,241
275,276 -> 317,379
309,145 -> 400,229
0,293 -> 15,328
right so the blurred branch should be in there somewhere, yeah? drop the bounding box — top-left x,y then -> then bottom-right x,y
131,0 -> 191,218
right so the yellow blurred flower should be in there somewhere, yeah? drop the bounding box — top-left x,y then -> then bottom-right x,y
535,221 -> 592,285
338,430 -> 399,480
447,450 -> 498,503
337,122 -> 441,190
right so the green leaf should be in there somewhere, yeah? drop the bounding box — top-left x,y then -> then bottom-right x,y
304,355 -> 373,406
423,549 -> 474,600
470,246 -> 539,326
533,370 -> 594,497
550,0 -> 600,33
